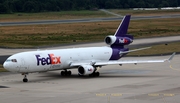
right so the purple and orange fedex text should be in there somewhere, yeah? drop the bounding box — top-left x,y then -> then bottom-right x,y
35,54 -> 61,66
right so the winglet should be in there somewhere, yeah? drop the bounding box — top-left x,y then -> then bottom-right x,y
167,52 -> 176,62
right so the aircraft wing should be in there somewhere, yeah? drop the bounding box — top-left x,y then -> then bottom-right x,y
70,53 -> 175,67
95,60 -> 166,66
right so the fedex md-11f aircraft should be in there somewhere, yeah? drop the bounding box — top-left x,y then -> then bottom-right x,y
3,15 -> 175,82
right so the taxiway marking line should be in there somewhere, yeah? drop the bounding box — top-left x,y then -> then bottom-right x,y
96,93 -> 175,97
170,65 -> 180,72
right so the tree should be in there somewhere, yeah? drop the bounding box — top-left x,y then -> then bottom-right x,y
23,1 -> 39,12
137,0 -> 146,8
128,0 -> 137,8
2,1 -> 12,13
161,1 -> 169,7
0,3 -> 8,13
0,0 -> 178,13
167,0 -> 178,7
101,0 -> 122,9
97,0 -> 105,8
105,0 -> 115,9
12,0 -> 25,12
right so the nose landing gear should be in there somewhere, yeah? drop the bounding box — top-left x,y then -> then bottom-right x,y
22,73 -> 28,82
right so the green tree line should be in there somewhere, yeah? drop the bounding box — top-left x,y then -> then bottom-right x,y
0,0 -> 179,13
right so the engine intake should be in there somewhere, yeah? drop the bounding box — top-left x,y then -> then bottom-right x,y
105,35 -> 133,46
105,36 -> 116,45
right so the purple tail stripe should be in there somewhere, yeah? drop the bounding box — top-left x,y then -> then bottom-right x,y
110,15 -> 132,60
110,48 -> 129,60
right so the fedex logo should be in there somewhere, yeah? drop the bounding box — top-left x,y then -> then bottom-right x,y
88,68 -> 93,71
119,38 -> 128,44
35,54 -> 61,66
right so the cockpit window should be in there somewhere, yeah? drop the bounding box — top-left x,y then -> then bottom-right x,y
6,59 -> 17,62
12,59 -> 17,62
5,59 -> 11,62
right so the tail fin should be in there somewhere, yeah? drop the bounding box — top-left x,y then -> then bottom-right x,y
104,15 -> 133,49
108,15 -> 133,60
114,15 -> 131,37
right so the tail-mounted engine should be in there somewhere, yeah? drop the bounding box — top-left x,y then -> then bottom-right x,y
105,35 -> 133,46
78,65 -> 95,75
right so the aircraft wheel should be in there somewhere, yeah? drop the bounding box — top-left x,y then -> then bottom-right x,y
89,74 -> 93,77
67,71 -> 72,76
96,72 -> 100,77
22,74 -> 28,82
61,71 -> 71,76
61,71 -> 65,76
78,73 -> 83,77
23,78 -> 28,82
89,72 -> 100,77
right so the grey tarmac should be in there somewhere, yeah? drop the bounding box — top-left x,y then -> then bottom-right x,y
0,55 -> 180,103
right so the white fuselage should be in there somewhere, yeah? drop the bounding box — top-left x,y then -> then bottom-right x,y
4,46 -> 113,73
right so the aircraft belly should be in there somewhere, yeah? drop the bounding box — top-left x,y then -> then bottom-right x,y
49,64 -> 63,70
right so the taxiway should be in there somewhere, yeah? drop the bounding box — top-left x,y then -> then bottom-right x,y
0,55 -> 180,103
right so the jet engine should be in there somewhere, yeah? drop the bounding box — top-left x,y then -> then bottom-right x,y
78,65 -> 95,75
105,35 -> 133,45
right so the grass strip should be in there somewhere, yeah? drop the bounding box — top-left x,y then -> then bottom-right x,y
0,10 -> 111,22
0,65 -> 8,72
128,42 -> 179,56
0,18 -> 180,48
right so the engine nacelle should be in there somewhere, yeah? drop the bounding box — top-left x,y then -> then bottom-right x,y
105,35 -> 133,46
78,65 -> 95,75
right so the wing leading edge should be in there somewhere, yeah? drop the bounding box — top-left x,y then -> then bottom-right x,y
70,53 -> 176,67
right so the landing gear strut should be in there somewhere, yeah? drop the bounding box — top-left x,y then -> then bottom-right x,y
89,67 -> 100,77
22,74 -> 28,82
61,70 -> 72,76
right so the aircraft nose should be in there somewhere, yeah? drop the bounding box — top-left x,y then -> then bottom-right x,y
3,62 -> 9,70
3,62 -> 13,72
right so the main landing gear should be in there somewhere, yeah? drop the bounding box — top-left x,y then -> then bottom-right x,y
89,67 -> 100,77
89,71 -> 100,77
22,73 -> 28,82
61,70 -> 72,76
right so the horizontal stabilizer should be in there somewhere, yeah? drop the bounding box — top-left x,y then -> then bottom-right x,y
119,47 -> 151,54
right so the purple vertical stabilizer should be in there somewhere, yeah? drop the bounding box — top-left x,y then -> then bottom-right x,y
114,15 -> 131,37
109,15 -> 132,60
